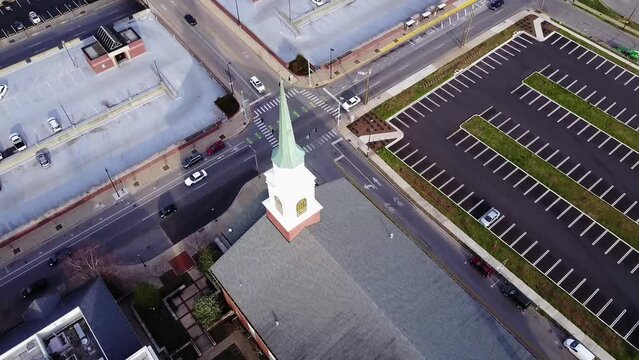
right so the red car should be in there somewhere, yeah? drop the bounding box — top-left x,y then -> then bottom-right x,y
470,255 -> 496,277
206,141 -> 226,156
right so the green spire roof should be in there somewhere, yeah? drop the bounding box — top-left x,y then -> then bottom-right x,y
271,81 -> 305,169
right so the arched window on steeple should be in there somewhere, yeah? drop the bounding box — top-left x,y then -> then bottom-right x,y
275,196 -> 283,215
296,198 -> 307,217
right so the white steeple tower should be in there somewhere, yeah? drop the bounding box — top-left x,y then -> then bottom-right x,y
262,82 -> 322,242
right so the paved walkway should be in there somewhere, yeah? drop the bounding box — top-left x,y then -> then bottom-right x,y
600,0 -> 639,22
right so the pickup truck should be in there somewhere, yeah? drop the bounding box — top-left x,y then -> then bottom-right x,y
9,133 -> 26,151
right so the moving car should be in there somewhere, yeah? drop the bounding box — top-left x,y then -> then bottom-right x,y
489,0 -> 504,10
29,11 -> 41,24
250,76 -> 266,94
501,282 -> 532,310
36,152 -> 50,168
342,96 -> 361,112
48,248 -> 71,266
184,14 -> 197,26
182,150 -> 203,169
0,84 -> 7,100
159,204 -> 177,218
47,117 -> 62,133
479,207 -> 500,227
21,279 -> 47,298
470,255 -> 496,277
185,170 -> 208,186
563,338 -> 595,360
9,133 -> 26,151
206,140 -> 226,156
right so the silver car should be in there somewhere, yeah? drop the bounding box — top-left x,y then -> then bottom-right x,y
479,208 -> 500,227
47,117 -> 62,133
36,152 -> 50,168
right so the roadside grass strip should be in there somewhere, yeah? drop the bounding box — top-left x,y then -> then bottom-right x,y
555,29 -> 639,78
464,116 -> 639,251
377,147 -> 637,359
372,25 -> 520,120
525,73 -> 639,153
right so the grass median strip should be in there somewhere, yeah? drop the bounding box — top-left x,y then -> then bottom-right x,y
377,147 -> 638,359
525,72 -> 639,153
464,115 -> 639,250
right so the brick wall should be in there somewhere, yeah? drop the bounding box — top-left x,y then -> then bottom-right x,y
222,290 -> 275,360
128,40 -> 146,59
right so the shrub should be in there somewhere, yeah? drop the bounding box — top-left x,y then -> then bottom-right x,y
133,283 -> 161,309
215,94 -> 240,117
288,54 -> 314,76
197,246 -> 222,277
192,295 -> 223,328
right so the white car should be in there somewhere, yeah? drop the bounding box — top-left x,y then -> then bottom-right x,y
250,76 -> 265,94
184,169 -> 208,186
479,207 -> 501,227
47,117 -> 62,133
312,0 -> 325,6
29,11 -> 41,24
0,84 -> 7,100
9,133 -> 26,151
563,338 -> 595,360
341,96 -> 361,112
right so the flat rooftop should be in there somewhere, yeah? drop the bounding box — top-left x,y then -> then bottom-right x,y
218,0 -> 440,63
0,10 -> 226,236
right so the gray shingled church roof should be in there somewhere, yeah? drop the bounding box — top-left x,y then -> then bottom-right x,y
213,178 -> 535,360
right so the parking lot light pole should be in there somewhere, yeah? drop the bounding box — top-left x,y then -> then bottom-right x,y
247,144 -> 260,177
227,61 -> 234,94
61,40 -> 77,68
234,0 -> 241,25
329,48 -> 334,80
105,167 -> 121,198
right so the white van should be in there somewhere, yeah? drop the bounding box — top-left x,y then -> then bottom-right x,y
563,339 -> 595,360
404,19 -> 416,30
436,3 -> 447,11
420,11 -> 431,20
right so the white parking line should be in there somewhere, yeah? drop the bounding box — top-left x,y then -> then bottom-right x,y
592,230 -> 607,245
403,149 -> 418,161
551,36 -> 563,45
618,248 -> 633,264
568,45 -> 579,55
609,143 -> 622,156
556,74 -> 569,84
588,178 -> 602,191
596,59 -> 607,70
577,49 -> 589,59
616,108 -> 626,119
587,130 -> 601,142
568,213 -> 583,228
596,299 -> 612,316
535,143 -> 549,155
475,64 -> 489,74
417,101 -> 433,113
467,68 -> 482,79
558,113 -> 570,123
503,168 -> 518,180
505,43 -> 521,53
605,64 -> 616,75
577,170 -> 591,183
565,79 -> 577,89
510,232 -> 526,248
604,102 -> 616,113
626,321 -> 639,339
439,87 -> 455,98
557,268 -> 574,285
604,238 -> 619,254
484,153 -> 499,166
594,96 -> 606,107
580,222 -> 595,237
523,182 -> 538,195
611,309 -> 626,328
430,169 -> 446,182
534,189 -> 550,203
538,100 -> 551,111
439,177 -> 454,189
513,174 -> 528,188
560,40 -> 572,50
519,88 -> 532,99
570,278 -> 586,295
545,259 -> 562,275
624,201 -> 637,215
575,85 -> 588,95
556,205 -> 572,219
615,70 -> 626,80
500,223 -> 516,237
533,249 -> 549,266
586,54 -> 598,64
583,288 -> 599,305
505,124 -> 519,135
492,160 -> 508,174
454,78 -> 469,88
448,184 -> 464,197
412,155 -> 428,167
546,149 -> 559,161
584,90 -> 596,101
577,123 -> 591,135
547,106 -> 561,117
546,198 -> 561,211
420,162 -> 437,176
459,72 -> 476,84
467,199 -> 484,212
521,241 -> 538,256
427,97 -> 440,107
529,94 -> 542,105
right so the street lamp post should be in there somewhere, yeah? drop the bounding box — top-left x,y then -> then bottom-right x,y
329,48 -> 334,80
248,144 -> 260,177
623,4 -> 637,30
288,0 -> 292,20
366,119 -> 373,157
104,167 -> 121,198
61,40 -> 77,68
234,0 -> 241,25
227,61 -> 234,94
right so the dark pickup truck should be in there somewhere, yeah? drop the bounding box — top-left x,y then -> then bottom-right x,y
501,282 -> 532,310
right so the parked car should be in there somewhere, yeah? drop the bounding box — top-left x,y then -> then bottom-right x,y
489,0 -> 504,10
184,170 -> 208,187
501,282 -> 532,310
470,255 -> 496,277
48,248 -> 71,266
311,0 -> 325,6
342,96 -> 361,112
2,1 -> 12,11
21,279 -> 47,298
479,207 -> 500,227
36,152 -> 50,168
250,76 -> 266,94
47,117 -> 62,133
29,11 -> 41,24
563,338 -> 595,360
0,84 -> 7,100
182,150 -> 203,169
206,140 -> 226,156
158,204 -> 177,218
184,14 -> 197,26
9,133 -> 26,151
13,20 -> 24,31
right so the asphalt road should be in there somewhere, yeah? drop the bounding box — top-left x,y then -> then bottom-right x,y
385,31 -> 639,348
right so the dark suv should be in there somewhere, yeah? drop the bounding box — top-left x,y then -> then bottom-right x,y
159,204 -> 177,218
182,150 -> 203,169
470,255 -> 496,277
48,248 -> 71,266
22,279 -> 48,299
501,282 -> 532,310
489,0 -> 504,10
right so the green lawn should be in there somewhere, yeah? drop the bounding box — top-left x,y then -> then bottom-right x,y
525,72 -> 639,153
576,0 -> 639,32
377,147 -> 638,359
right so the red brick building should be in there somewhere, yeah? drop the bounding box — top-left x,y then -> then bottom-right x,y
82,26 -> 146,74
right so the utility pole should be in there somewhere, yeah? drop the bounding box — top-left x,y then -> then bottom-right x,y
623,4 -> 637,30
227,61 -> 234,94
234,0 -> 241,25
329,48 -> 334,80
461,8 -> 475,47
248,144 -> 260,177
61,40 -> 77,68
364,68 -> 372,105
308,60 -> 312,86
288,0 -> 292,20
105,167 -> 121,198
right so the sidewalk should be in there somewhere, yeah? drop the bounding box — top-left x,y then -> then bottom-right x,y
203,0 -> 478,88
335,10 -> 614,360
0,112 -> 250,269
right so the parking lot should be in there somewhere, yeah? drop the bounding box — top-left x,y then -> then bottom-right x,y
385,31 -> 639,348
0,0 -> 97,39
0,11 -> 226,236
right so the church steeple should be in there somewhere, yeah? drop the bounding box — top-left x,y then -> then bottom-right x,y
271,82 -> 305,169
262,81 -> 322,242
